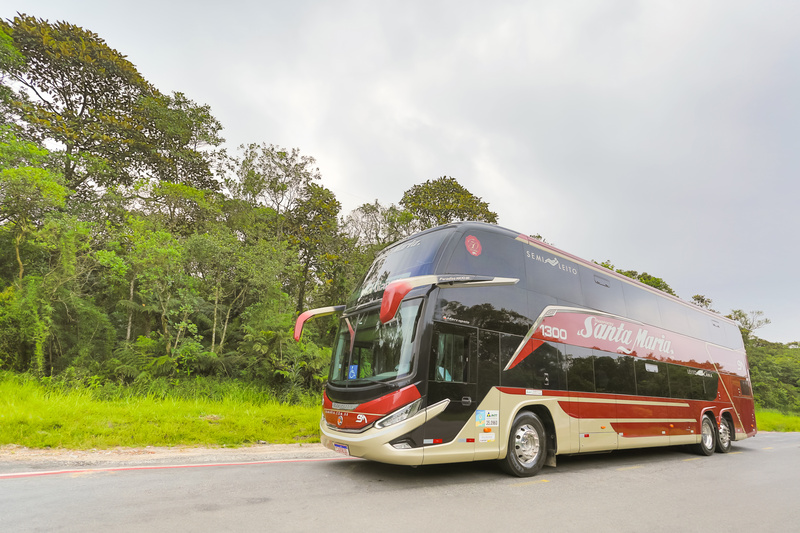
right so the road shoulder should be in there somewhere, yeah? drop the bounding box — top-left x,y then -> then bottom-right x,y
0,443 -> 338,473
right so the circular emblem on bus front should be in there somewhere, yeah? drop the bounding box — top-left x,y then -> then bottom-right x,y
337,415 -> 344,427
465,235 -> 482,257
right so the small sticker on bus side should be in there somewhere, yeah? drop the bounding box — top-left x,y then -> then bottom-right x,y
526,389 -> 543,396
479,433 -> 495,443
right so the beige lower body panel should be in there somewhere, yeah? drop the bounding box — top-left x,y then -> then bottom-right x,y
320,388 -> 732,466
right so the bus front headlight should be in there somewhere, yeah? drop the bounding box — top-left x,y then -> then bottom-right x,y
374,399 -> 422,429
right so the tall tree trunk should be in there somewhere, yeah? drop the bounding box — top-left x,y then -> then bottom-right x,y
15,233 -> 24,279
296,260 -> 311,314
219,287 -> 245,353
219,305 -> 232,354
161,311 -> 171,356
210,284 -> 219,353
126,276 -> 135,342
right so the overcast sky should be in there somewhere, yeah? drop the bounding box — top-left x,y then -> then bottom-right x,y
11,1 -> 800,343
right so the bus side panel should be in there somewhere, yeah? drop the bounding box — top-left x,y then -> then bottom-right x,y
495,388 -> 575,456
421,388 -> 501,465
615,397 -> 690,449
731,372 -> 758,439
718,371 -> 757,440
571,393 -> 620,453
734,396 -> 757,439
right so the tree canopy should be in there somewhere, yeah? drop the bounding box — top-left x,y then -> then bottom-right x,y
400,176 -> 498,231
0,14 -> 222,196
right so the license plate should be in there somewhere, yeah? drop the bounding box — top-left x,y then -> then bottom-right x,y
333,443 -> 349,456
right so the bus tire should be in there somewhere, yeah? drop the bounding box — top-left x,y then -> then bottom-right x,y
694,415 -> 717,456
500,411 -> 547,477
716,416 -> 733,453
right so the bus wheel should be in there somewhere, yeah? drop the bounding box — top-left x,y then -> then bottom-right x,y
716,416 -> 733,453
501,412 -> 547,477
694,415 -> 717,456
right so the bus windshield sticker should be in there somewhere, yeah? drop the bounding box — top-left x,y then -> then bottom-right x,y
465,235 -> 482,256
645,363 -> 659,373
348,365 -> 359,379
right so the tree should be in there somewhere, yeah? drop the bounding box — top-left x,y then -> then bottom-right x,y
133,91 -> 224,191
287,183 -> 341,313
0,15 -> 153,191
399,176 -> 498,231
728,309 -> 771,340
691,294 -> 717,312
746,337 -> 800,413
226,143 -> 320,236
0,15 -> 223,196
0,127 -> 67,278
112,220 -> 196,363
136,181 -> 222,237
185,228 -> 287,356
343,200 -> 415,248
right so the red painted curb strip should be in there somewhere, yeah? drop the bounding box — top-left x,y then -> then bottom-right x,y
0,455 -> 355,480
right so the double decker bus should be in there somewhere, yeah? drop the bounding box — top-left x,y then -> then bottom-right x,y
294,222 -> 756,476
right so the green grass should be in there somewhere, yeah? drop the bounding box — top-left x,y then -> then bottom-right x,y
0,374 -> 321,449
755,408 -> 800,432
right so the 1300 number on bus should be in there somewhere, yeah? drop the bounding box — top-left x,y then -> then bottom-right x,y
540,325 -> 567,341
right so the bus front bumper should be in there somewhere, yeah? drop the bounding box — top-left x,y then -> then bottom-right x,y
319,399 -> 450,466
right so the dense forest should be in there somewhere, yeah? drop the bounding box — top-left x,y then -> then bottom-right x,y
1,14 -> 797,412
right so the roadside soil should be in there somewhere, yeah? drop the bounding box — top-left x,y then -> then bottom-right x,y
0,443 -> 339,472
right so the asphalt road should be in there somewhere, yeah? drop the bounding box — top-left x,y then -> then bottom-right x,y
1,433 -> 798,532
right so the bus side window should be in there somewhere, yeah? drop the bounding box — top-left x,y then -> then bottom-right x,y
688,370 -> 718,401
500,338 -> 564,390
634,359 -> 669,397
594,352 -> 635,395
565,346 -> 595,392
433,325 -> 472,383
667,364 -> 693,399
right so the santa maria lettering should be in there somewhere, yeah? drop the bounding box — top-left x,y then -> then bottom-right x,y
576,316 -> 674,355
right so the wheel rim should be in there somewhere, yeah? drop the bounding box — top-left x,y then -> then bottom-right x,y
701,418 -> 714,449
719,419 -> 731,449
513,423 -> 541,466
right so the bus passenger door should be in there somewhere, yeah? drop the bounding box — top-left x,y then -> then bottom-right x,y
423,323 -> 478,464
566,347 -> 619,453
475,330 -> 502,460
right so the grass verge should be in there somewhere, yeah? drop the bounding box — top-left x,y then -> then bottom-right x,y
755,408 -> 800,432
0,373 -> 320,449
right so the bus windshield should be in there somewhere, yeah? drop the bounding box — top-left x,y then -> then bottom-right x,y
350,229 -> 450,306
329,299 -> 422,386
